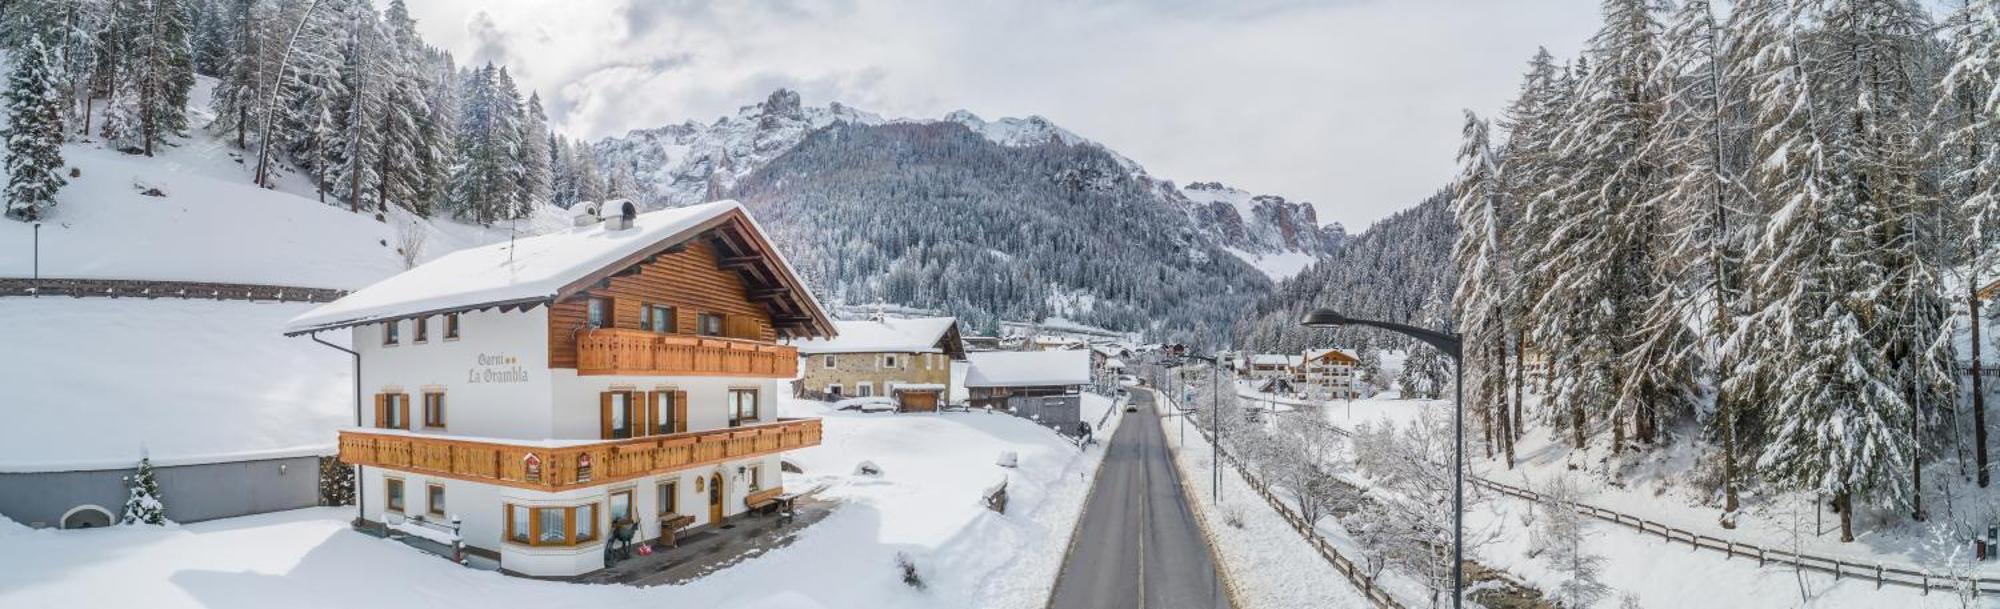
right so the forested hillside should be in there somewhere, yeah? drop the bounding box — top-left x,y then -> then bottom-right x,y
730,121 -> 1272,344
1233,189 -> 1456,358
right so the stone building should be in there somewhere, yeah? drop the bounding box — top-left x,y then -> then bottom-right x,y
789,316 -> 967,411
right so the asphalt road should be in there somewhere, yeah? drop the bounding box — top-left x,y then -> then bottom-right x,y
1047,388 -> 1229,609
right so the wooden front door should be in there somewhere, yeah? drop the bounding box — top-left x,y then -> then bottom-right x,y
708,473 -> 724,524
900,391 -> 938,412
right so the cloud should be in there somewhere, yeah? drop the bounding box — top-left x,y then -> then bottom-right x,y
401,0 -> 1602,229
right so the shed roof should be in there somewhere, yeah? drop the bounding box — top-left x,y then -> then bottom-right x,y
964,350 -> 1092,388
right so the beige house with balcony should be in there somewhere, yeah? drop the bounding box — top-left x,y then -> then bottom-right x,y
788,316 -> 966,411
284,201 -> 835,577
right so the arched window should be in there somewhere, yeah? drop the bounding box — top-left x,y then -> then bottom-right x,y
61,505 -> 114,529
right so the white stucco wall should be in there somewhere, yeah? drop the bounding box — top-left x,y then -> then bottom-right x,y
550,374 -> 783,435
354,308 -> 554,439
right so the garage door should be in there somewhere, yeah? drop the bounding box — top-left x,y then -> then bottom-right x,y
900,391 -> 939,412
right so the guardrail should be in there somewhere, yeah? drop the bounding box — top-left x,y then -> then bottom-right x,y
0,277 -> 348,302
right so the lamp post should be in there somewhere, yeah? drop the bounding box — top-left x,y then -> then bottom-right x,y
1300,308 -> 1464,609
1185,353 -> 1224,504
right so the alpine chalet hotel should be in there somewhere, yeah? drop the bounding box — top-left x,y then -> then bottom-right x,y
285,201 -> 834,577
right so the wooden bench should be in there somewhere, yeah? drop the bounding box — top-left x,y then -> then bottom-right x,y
744,487 -> 785,515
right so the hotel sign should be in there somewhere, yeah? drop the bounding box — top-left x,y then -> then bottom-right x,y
470,353 -> 530,384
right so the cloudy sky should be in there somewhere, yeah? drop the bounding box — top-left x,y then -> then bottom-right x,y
402,0 -> 1601,229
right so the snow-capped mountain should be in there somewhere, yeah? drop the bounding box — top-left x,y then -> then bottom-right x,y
592,89 -> 1342,281
1173,181 -> 1348,280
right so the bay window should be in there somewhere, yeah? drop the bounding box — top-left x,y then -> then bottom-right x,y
506,503 -> 601,547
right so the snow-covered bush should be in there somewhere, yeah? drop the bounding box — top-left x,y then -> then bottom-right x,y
1270,416 -> 1350,526
395,219 -> 428,269
1532,474 -> 1606,609
319,456 -> 355,506
120,458 -> 167,525
895,552 -> 925,590
854,460 -> 883,477
1350,411 -> 1491,607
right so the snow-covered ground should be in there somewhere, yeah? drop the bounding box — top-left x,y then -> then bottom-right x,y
0,76 -> 566,289
1155,392 -> 1377,608
1229,386 -> 1995,608
0,397 -> 1114,609
1223,246 -> 1318,282
0,298 -> 351,471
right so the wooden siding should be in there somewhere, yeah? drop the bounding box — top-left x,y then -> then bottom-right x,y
337,418 -> 823,493
549,238 -> 778,369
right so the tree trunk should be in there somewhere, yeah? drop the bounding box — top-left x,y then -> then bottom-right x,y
1500,335 -> 1516,469
1976,278 -> 1989,488
1837,491 -> 1854,543
1513,328 -> 1525,442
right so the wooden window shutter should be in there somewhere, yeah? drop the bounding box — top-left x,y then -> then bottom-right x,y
600,392 -> 614,440
398,394 -> 412,430
673,391 -> 689,433
374,394 -> 388,429
645,391 -> 660,437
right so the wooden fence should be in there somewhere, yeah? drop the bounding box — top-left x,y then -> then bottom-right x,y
1471,476 -> 1997,597
0,277 -> 348,303
1169,397 -> 1407,609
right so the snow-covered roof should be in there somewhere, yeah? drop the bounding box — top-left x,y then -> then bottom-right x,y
286,201 -> 833,337
1,299 -> 352,472
1104,358 -> 1127,369
790,316 -> 961,355
1305,348 -> 1358,364
1248,354 -> 1303,367
964,351 -> 1092,388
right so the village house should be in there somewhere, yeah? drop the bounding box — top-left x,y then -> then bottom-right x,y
788,316 -> 967,411
284,201 -> 836,578
1299,348 -> 1362,400
1242,353 -> 1303,382
964,350 -> 1093,432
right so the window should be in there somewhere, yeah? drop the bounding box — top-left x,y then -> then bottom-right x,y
509,505 -> 531,543
883,355 -> 898,369
587,297 -> 611,329
427,483 -> 446,516
422,393 -> 445,428
658,481 -> 679,515
642,304 -> 676,333
444,313 -> 461,339
378,393 -> 410,430
749,466 -> 764,491
413,316 -> 429,343
823,355 -> 836,369
729,389 -> 760,426
698,313 -> 724,337
383,321 -> 400,345
826,385 -> 842,398
603,391 -> 638,439
577,504 -> 598,542
856,383 -> 873,398
609,489 -> 634,524
653,390 -> 677,435
386,478 -> 405,513
537,507 -> 565,543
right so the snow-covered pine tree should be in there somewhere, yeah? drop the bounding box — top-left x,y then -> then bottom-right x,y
327,0 -> 387,213
274,0 -> 347,202
1497,47 -> 1561,444
1451,109 -> 1514,465
112,0 -> 195,156
1528,0 -> 1679,453
1741,0 -> 1915,542
120,457 -> 167,525
372,0 -> 430,214
4,34 -> 69,221
1643,0 -> 1738,508
1941,0 -> 2000,489
447,63 -> 522,224
205,0 -> 272,149
517,91 -> 552,216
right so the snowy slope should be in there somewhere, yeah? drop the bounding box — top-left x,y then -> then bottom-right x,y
0,299 -> 351,471
0,398 -> 1114,609
0,77 -> 567,289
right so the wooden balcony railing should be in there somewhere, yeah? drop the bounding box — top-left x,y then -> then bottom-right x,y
337,418 -> 823,492
575,328 -> 798,378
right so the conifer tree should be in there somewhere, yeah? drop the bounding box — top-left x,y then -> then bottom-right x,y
1942,0 -> 2000,488
120,457 -> 167,525
5,35 -> 68,221
1452,109 -> 1514,466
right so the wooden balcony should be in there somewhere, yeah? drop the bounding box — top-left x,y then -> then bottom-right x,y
337,418 -> 823,492
575,328 -> 798,378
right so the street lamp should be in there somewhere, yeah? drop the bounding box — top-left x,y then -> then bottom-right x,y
1300,308 -> 1465,609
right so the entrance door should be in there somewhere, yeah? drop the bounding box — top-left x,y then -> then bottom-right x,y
708,472 -> 724,524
